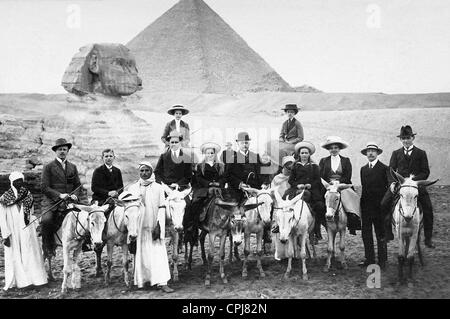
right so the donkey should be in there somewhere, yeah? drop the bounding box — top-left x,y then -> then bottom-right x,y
272,189 -> 315,280
161,184 -> 192,282
103,193 -> 142,288
239,187 -> 274,278
391,171 -> 437,283
321,179 -> 352,272
199,195 -> 241,286
60,203 -> 108,294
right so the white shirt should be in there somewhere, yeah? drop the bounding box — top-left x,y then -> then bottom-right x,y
172,149 -> 181,158
404,145 -> 414,155
368,158 -> 378,168
175,119 -> 181,133
331,155 -> 341,172
56,157 -> 66,170
239,150 -> 249,157
105,164 -> 113,172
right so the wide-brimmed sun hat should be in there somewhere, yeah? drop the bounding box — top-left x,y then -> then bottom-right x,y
320,136 -> 349,150
200,142 -> 221,154
294,141 -> 316,155
361,142 -> 383,155
281,156 -> 296,167
167,105 -> 189,116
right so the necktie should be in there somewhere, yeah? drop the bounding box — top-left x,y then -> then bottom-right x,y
369,163 -> 372,169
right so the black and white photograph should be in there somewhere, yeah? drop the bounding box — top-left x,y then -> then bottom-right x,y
0,0 -> 449,304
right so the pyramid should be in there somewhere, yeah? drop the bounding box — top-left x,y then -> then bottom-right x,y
127,0 -> 292,94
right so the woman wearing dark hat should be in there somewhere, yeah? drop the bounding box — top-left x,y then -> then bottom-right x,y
188,142 -> 226,236
161,105 -> 191,148
319,136 -> 361,235
277,104 -> 304,163
283,141 -> 325,242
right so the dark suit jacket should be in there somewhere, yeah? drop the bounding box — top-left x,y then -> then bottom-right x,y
387,146 -> 430,184
91,164 -> 124,204
41,159 -> 83,210
225,150 -> 268,189
161,120 -> 190,146
319,156 -> 353,184
221,150 -> 236,165
288,162 -> 322,202
193,163 -> 225,200
154,149 -> 192,189
360,161 -> 389,215
279,118 -> 304,144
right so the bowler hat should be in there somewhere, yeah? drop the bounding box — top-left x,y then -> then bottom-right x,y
361,142 -> 383,155
166,131 -> 184,142
236,132 -> 251,142
52,138 -> 72,152
167,105 -> 189,116
397,125 -> 416,138
281,104 -> 299,114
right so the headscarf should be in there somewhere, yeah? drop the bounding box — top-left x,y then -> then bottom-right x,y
138,161 -> 156,187
0,171 -> 34,217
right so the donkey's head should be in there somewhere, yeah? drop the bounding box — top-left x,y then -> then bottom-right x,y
163,184 -> 192,232
321,179 -> 352,222
117,192 -> 142,244
242,187 -> 273,224
77,202 -> 108,249
392,170 -> 438,223
271,188 -> 304,244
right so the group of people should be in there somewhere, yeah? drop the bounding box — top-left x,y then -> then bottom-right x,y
0,103 -> 435,292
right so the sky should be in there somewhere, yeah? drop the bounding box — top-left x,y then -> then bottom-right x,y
0,0 -> 449,94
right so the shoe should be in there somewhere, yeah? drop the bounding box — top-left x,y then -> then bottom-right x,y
358,260 -> 375,267
159,285 -> 174,293
385,231 -> 394,242
378,261 -> 386,270
425,239 -> 435,249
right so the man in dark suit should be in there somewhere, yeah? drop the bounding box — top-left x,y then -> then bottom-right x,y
155,131 -> 193,191
359,143 -> 388,268
91,148 -> 124,207
225,132 -> 271,242
381,125 -> 435,248
41,138 -> 84,262
161,105 -> 190,148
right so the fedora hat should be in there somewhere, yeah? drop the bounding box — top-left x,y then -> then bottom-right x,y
200,142 -> 221,154
321,136 -> 349,150
52,138 -> 72,152
361,142 -> 383,155
281,104 -> 299,114
167,105 -> 189,116
397,125 -> 416,138
294,141 -> 316,155
165,130 -> 184,142
236,132 -> 251,142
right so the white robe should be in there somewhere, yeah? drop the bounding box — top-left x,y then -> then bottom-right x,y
129,181 -> 171,287
0,203 -> 47,290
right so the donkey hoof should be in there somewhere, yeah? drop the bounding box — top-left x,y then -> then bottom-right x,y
283,273 -> 289,280
341,263 -> 348,270
302,274 -> 309,281
222,277 -> 228,284
323,266 -> 330,273
173,276 -> 179,282
205,279 -> 211,287
242,272 -> 248,278
95,270 -> 104,278
260,272 -> 266,278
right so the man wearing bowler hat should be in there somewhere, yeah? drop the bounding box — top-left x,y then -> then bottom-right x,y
359,142 -> 388,268
41,138 -> 84,269
381,125 -> 435,248
225,132 -> 271,242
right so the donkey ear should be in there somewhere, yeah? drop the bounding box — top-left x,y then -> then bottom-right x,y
288,191 -> 304,206
416,179 -> 439,187
390,168 -> 405,184
180,187 -> 192,198
321,178 -> 331,189
337,184 -> 353,191
100,204 -> 109,211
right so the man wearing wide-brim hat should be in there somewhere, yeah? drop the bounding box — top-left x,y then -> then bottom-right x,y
41,138 -> 85,270
380,125 -> 435,248
276,104 -> 304,164
161,105 -> 191,148
359,142 -> 389,268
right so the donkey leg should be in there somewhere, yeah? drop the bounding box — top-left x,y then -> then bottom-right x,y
172,232 -> 180,282
284,257 -> 292,280
189,242 -> 194,270
229,232 -> 233,263
184,242 -> 189,271
61,246 -> 71,294
121,244 -> 131,288
300,235 -> 308,280
219,234 -> 228,284
339,229 -> 347,270
242,234 -> 250,278
71,246 -> 82,290
105,243 -> 113,286
205,233 -> 215,286
256,232 -> 265,278
94,243 -> 104,277
200,230 -> 207,265
398,255 -> 405,284
323,227 -> 334,272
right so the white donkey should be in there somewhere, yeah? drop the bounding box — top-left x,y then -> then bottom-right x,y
321,179 -> 352,272
239,186 -> 274,279
272,189 -> 315,280
391,171 -> 437,283
162,184 -> 192,282
103,192 -> 142,288
61,203 -> 108,294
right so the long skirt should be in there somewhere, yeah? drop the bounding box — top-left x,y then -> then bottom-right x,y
341,188 -> 361,218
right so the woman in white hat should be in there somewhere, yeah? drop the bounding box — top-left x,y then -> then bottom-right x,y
318,136 -> 361,235
284,141 -> 326,242
0,172 -> 48,291
161,105 -> 191,148
190,142 -> 226,235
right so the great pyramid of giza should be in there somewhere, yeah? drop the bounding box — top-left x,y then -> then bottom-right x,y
127,0 -> 292,94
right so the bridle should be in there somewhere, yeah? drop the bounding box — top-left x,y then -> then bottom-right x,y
73,209 -> 105,242
326,191 -> 342,224
243,191 -> 271,225
397,185 -> 419,223
111,202 -> 141,234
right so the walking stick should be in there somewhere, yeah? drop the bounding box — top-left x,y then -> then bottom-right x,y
23,184 -> 83,229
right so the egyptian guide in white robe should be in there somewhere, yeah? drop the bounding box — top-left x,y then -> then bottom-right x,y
128,163 -> 171,288
0,171 -> 47,291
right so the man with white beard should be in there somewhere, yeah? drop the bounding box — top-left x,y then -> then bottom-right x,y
128,161 -> 174,293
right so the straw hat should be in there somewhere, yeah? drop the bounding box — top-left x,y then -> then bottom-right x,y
294,141 -> 316,155
200,142 -> 221,154
320,136 -> 349,150
167,105 -> 189,116
361,142 -> 383,155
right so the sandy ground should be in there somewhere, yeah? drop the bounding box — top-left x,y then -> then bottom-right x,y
0,185 -> 448,299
